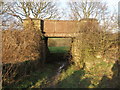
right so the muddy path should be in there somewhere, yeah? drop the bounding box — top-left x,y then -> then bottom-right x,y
42,52 -> 70,88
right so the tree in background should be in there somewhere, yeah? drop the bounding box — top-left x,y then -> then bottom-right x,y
68,0 -> 108,20
0,1 -> 60,29
69,1 -> 119,87
68,0 -> 118,32
69,0 -> 119,69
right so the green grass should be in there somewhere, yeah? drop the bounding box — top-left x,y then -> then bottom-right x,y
4,64 -> 57,88
48,47 -> 70,53
4,47 -> 70,88
54,65 -> 92,88
4,45 -> 118,88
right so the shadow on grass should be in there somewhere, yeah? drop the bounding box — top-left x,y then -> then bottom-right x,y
56,69 -> 92,88
97,60 -> 120,88
3,63 -> 57,88
2,59 -> 45,88
3,46 -> 71,88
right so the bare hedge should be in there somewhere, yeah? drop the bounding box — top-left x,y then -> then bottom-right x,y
2,23 -> 43,64
2,20 -> 47,86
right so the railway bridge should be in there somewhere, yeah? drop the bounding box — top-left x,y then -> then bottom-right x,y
23,18 -> 99,38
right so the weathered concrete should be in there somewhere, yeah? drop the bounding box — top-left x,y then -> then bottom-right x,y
23,18 -> 49,63
43,19 -> 98,37
43,20 -> 80,37
23,18 -> 41,31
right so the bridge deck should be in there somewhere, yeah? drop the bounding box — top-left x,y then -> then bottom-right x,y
43,20 -> 80,37
43,19 -> 98,38
23,18 -> 98,38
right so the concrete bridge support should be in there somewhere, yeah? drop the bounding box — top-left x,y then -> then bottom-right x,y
23,18 -> 49,63
41,37 -> 49,63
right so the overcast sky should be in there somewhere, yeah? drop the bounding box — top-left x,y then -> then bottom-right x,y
56,0 -> 119,20
105,0 -> 119,11
58,0 -> 119,12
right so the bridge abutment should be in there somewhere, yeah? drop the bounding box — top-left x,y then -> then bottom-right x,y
23,18 -> 49,63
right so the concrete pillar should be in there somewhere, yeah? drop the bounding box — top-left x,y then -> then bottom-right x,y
42,37 -> 49,64
23,18 -> 48,63
23,18 -> 41,31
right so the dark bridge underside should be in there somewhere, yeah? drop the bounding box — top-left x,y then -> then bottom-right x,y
44,33 -> 79,38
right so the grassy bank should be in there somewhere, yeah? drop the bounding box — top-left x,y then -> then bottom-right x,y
3,46 -> 119,88
4,64 -> 58,88
4,46 -> 70,88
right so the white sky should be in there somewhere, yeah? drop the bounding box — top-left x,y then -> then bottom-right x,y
58,0 -> 119,12
105,0 -> 119,11
56,0 -> 119,20
3,0 -> 120,20
3,0 -> 119,12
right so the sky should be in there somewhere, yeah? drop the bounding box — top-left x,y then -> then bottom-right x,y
58,0 -> 119,11
56,0 -> 119,20
3,0 -> 119,13
2,0 -> 120,20
105,0 -> 119,12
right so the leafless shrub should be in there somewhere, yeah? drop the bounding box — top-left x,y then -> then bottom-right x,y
2,19 -> 44,86
71,19 -> 119,69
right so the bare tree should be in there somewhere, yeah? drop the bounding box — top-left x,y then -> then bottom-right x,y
69,0 -> 119,69
68,0 -> 119,33
104,11 -> 118,33
68,0 -> 109,21
1,1 -> 60,29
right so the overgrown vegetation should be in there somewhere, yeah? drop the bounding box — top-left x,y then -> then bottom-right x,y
1,1 -> 119,87
4,63 -> 57,88
4,60 -> 119,88
2,19 -> 119,88
3,46 -> 70,88
2,18 -> 46,87
70,19 -> 119,88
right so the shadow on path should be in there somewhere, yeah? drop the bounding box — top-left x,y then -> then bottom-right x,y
97,60 -> 120,88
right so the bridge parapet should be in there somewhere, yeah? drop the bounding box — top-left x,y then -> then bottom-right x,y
23,18 -> 99,38
43,19 -> 99,37
44,20 -> 80,33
